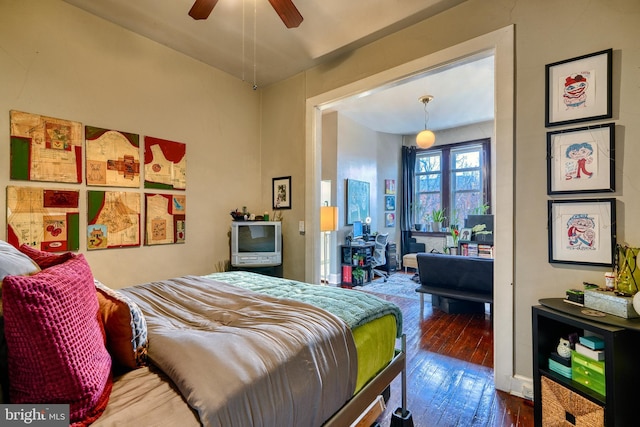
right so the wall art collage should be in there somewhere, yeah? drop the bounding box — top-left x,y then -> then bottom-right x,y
7,110 -> 187,252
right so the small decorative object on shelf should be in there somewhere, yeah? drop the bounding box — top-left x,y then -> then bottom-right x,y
471,223 -> 492,242
615,244 -> 639,296
556,337 -> 571,359
230,209 -> 247,221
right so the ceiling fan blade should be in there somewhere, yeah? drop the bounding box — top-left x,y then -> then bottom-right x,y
268,0 -> 303,28
188,0 -> 219,20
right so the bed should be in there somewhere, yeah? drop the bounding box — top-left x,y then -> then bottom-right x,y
0,242 -> 411,427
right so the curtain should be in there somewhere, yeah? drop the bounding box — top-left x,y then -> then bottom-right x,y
400,146 -> 416,256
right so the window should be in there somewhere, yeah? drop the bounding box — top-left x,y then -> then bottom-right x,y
414,138 -> 490,230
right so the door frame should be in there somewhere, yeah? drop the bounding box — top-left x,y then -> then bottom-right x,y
304,25 -> 515,392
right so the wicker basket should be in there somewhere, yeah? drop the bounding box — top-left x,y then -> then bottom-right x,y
541,376 -> 604,426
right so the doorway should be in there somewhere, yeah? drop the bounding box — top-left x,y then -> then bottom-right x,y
305,26 -> 515,393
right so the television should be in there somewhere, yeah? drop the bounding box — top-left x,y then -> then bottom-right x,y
352,220 -> 363,240
231,221 -> 282,267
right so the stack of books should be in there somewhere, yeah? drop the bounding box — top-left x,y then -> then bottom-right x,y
575,336 -> 605,361
564,288 -> 584,306
548,351 -> 572,379
467,243 -> 478,257
478,244 -> 493,258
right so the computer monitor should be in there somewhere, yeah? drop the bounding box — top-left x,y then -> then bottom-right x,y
352,220 -> 363,240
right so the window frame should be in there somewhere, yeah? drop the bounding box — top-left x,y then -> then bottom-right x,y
413,138 -> 491,234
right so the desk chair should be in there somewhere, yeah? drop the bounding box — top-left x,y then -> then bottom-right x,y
371,233 -> 389,281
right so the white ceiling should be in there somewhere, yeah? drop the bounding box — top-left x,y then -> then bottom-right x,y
63,0 -> 493,135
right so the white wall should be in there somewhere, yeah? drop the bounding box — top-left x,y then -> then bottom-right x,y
0,0 -> 262,288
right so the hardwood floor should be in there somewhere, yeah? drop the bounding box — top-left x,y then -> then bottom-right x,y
364,283 -> 534,427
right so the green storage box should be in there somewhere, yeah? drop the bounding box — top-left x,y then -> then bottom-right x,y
571,351 -> 606,396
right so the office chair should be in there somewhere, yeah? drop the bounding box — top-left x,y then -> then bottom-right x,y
371,233 -> 389,282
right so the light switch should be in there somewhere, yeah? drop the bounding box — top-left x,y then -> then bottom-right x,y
299,221 -> 305,232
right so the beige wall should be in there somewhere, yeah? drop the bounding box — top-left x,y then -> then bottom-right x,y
1,0 -> 262,288
262,0 -> 640,385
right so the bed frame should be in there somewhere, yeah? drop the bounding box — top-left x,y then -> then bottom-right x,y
324,335 -> 413,427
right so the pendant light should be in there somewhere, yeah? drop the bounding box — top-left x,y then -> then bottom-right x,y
416,95 -> 435,149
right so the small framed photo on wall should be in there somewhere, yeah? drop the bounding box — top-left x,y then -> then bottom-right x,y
547,198 -> 616,267
547,123 -> 615,195
545,49 -> 612,127
385,195 -> 395,211
272,176 -> 291,209
385,179 -> 396,194
385,212 -> 396,228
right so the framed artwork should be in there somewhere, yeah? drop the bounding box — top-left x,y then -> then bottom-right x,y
548,198 -> 616,267
87,190 -> 141,250
145,193 -> 186,245
85,125 -> 140,187
272,176 -> 291,209
144,136 -> 186,190
346,179 -> 370,225
547,123 -> 615,195
385,195 -> 396,211
545,49 -> 612,127
385,179 -> 396,194
6,186 -> 80,251
9,110 -> 83,183
385,212 -> 396,228
459,228 -> 473,242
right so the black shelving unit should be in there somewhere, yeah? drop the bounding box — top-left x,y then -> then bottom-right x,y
340,243 -> 375,286
532,299 -> 640,426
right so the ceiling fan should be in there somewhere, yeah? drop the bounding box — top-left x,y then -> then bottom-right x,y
188,0 -> 303,28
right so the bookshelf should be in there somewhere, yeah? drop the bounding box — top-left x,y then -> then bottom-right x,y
532,299 -> 640,426
340,243 -> 375,286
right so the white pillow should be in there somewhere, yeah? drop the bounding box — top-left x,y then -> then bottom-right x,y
0,240 -> 40,282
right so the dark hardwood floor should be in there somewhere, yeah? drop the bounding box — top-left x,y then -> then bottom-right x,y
364,278 -> 534,427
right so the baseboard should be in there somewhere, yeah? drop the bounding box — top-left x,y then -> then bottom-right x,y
509,374 -> 534,401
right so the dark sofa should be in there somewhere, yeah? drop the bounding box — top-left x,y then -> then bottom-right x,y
415,252 -> 493,315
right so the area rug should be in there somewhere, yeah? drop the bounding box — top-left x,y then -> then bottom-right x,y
357,272 -> 424,300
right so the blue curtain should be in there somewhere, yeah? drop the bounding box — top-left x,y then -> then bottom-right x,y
400,146 -> 416,255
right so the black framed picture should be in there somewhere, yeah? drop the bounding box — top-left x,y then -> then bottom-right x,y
346,179 -> 370,225
545,49 -> 612,127
547,123 -> 615,195
272,176 -> 291,209
547,198 -> 616,267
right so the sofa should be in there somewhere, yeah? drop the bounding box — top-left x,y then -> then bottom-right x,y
415,252 -> 493,315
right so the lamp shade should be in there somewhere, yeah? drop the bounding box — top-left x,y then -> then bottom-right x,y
320,206 -> 339,232
416,130 -> 436,148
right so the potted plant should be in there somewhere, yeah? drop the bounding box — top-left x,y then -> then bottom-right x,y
431,208 -> 446,232
449,227 -> 460,255
352,267 -> 365,285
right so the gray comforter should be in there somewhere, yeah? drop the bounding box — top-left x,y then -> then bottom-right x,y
121,275 -> 357,427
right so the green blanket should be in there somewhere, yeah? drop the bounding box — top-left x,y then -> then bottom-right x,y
203,271 -> 402,337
